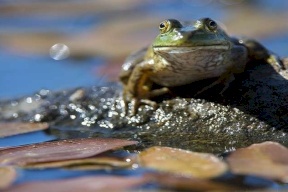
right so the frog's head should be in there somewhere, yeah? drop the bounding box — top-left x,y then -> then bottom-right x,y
152,18 -> 232,54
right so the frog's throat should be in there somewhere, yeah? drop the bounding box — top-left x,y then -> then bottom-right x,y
153,45 -> 230,53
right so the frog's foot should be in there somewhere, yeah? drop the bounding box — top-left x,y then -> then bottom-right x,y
267,53 -> 286,71
129,98 -> 157,116
122,97 -> 157,116
122,87 -> 169,116
195,73 -> 235,96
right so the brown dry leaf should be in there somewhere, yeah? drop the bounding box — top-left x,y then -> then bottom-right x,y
138,146 -> 227,179
227,141 -> 288,182
145,172 -> 240,191
5,176 -> 148,192
24,156 -> 135,170
0,166 -> 17,189
0,138 -> 137,166
0,122 -> 49,138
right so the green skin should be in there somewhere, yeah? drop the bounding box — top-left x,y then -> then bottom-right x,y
120,18 -> 283,114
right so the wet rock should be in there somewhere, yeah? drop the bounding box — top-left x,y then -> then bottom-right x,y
0,59 -> 288,153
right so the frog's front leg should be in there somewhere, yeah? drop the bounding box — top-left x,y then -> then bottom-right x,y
123,60 -> 169,115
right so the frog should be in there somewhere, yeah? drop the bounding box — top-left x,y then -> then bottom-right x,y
119,17 -> 284,115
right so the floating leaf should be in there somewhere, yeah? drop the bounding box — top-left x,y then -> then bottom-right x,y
138,146 -> 227,179
0,166 -> 17,189
0,122 -> 49,138
0,138 -> 137,166
5,176 -> 148,192
227,141 -> 288,182
24,156 -> 135,170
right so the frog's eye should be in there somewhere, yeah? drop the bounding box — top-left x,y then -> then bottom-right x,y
159,19 -> 182,34
206,20 -> 218,31
159,20 -> 171,34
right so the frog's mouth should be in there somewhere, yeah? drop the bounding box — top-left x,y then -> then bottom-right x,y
153,45 -> 230,53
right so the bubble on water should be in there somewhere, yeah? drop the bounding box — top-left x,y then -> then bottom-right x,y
49,43 -> 70,60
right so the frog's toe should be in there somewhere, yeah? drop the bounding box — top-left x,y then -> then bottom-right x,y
121,94 -> 158,116
267,54 -> 286,71
122,90 -> 135,115
148,87 -> 170,98
140,99 -> 157,109
129,98 -> 140,116
128,99 -> 157,116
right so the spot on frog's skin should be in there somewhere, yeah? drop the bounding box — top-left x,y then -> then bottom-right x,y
119,17 -> 284,115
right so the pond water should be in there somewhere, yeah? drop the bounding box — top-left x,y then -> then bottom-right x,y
0,0 -> 288,189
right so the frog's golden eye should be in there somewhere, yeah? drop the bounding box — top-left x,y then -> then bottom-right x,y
159,20 -> 171,34
206,20 -> 218,31
159,19 -> 182,34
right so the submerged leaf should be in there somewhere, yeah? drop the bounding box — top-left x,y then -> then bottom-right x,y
5,176 -> 148,192
138,146 -> 227,179
0,166 -> 17,189
0,138 -> 137,166
0,122 -> 48,138
227,141 -> 288,182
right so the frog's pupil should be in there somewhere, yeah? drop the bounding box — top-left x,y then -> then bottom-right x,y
160,23 -> 165,29
209,21 -> 216,27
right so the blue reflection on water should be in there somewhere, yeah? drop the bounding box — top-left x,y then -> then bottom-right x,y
0,14 -> 100,34
0,50 -> 104,99
262,34 -> 288,57
15,168 -> 145,184
15,169 -> 105,184
0,132 -> 56,148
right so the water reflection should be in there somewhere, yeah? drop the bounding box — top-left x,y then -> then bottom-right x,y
0,132 -> 55,148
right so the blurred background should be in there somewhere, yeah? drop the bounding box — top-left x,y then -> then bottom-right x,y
0,0 -> 288,99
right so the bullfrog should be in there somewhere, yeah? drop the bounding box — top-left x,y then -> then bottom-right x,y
120,18 -> 284,114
